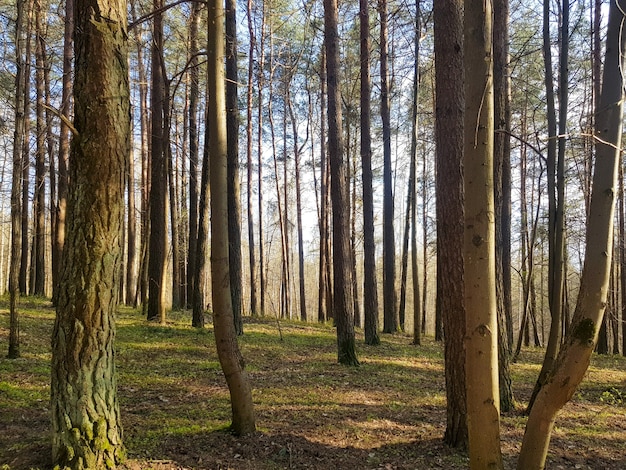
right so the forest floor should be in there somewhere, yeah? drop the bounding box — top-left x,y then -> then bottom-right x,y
1,298 -> 626,470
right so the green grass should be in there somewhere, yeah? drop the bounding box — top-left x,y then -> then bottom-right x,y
1,298 -> 626,469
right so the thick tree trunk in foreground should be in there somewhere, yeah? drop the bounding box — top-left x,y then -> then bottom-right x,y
324,0 -> 358,366
463,0 -> 503,467
517,1 -> 625,467
207,0 -> 256,434
434,0 -> 467,449
50,0 -> 129,464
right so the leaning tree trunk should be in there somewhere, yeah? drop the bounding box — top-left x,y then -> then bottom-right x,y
207,0 -> 256,434
518,2 -> 625,467
50,0 -> 129,463
463,0 -> 503,467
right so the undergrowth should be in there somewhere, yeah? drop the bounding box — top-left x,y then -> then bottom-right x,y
1,298 -> 625,469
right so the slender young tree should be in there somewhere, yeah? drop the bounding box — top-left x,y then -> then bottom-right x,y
226,0 -> 243,334
52,0 -> 72,305
324,0 -> 358,366
246,0 -> 259,317
8,0 -> 27,360
380,0 -> 397,334
463,0 -> 502,466
434,0 -> 467,449
207,0 -> 256,434
187,0 -> 201,309
50,0 -> 130,461
528,0 -> 567,412
518,1 -> 626,466
359,0 -> 380,345
31,0 -> 46,296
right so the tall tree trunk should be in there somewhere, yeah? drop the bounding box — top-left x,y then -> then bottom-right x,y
528,0 -> 568,413
463,0 -> 503,467
19,5 -> 32,295
226,0 -> 243,334
324,0 -> 358,366
126,140 -> 137,306
130,0 -> 150,310
192,107 -> 210,329
359,0 -> 379,344
518,2 -> 625,466
50,0 -> 129,461
380,0 -> 397,334
32,1 -> 46,296
409,2 -> 421,345
52,0 -> 72,305
207,0 -> 256,433
434,0 -> 467,449
493,0 -> 514,413
287,86 -> 307,322
617,154 -> 626,356
147,0 -> 167,323
245,0 -> 259,317
9,0 -> 27,359
257,1 -> 266,316
318,48 -> 331,322
187,1 -> 201,310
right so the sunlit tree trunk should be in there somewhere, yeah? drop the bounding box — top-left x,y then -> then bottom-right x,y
518,2 -> 625,466
463,0 -> 503,466
434,0 -> 467,449
50,0 -> 129,461
207,0 -> 256,433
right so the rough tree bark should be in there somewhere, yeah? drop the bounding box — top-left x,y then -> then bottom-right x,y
434,0 -> 467,449
324,0 -> 358,365
50,0 -> 130,463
